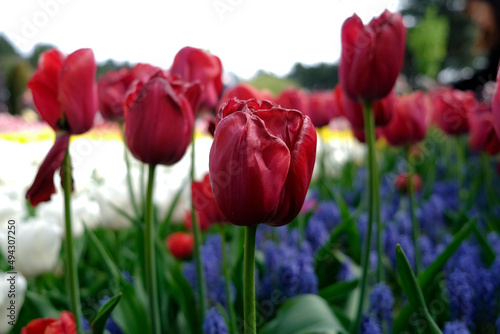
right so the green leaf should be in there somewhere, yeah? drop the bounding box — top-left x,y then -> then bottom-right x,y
25,291 -> 60,319
472,223 -> 496,266
158,179 -> 188,237
319,280 -> 358,303
113,283 -> 151,334
259,294 -> 347,334
85,226 -> 122,283
91,293 -> 122,334
396,245 -> 442,334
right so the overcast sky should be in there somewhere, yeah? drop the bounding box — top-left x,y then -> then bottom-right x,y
1,0 -> 400,79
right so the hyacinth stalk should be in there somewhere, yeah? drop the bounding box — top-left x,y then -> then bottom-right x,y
350,102 -> 379,334
144,164 -> 161,334
62,149 -> 82,333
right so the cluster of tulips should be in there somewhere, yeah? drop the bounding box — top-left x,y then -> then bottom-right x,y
16,7 -> 500,334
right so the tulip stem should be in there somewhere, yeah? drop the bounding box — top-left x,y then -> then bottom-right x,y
244,225 -> 257,334
350,102 -> 378,334
220,225 -> 237,334
455,137 -> 465,204
190,134 -> 208,325
407,147 -> 421,274
481,153 -> 494,207
120,124 -> 140,219
62,149 -> 82,333
144,164 -> 161,334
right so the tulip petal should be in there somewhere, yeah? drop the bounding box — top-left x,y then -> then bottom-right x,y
26,134 -> 70,206
209,111 -> 291,226
28,49 -> 65,130
20,318 -> 57,334
59,48 -> 97,134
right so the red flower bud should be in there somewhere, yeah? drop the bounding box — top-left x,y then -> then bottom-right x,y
217,83 -> 272,111
275,88 -> 310,117
192,174 -> 228,228
492,67 -> 500,140
430,88 -> 476,136
382,91 -> 428,146
209,99 -> 317,226
166,232 -> 194,260
307,91 -> 338,128
124,72 -> 201,165
21,311 -> 76,334
339,10 -> 406,102
469,103 -> 500,155
395,172 -> 422,194
170,47 -> 223,111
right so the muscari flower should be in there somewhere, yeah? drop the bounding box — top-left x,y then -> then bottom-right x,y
203,307 -> 229,334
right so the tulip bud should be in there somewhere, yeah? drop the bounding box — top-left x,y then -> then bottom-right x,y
394,172 -> 422,194
307,90 -> 338,128
209,99 -> 317,226
469,103 -> 500,155
217,83 -> 272,111
21,311 -> 76,334
339,10 -> 406,102
492,67 -> 500,140
167,232 -> 194,259
430,88 -> 476,136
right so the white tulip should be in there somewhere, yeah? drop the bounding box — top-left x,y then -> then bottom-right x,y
0,217 -> 62,277
0,272 -> 27,333
93,182 -> 133,230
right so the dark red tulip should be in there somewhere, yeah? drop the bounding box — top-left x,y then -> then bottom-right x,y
382,91 -> 428,146
26,48 -> 97,206
21,311 -> 76,334
192,174 -> 227,227
210,99 -> 317,227
394,172 -> 422,194
97,63 -> 159,121
307,90 -> 338,128
170,47 -> 223,111
339,10 -> 406,102
217,83 -> 272,111
124,72 -> 201,165
469,103 -> 500,155
275,88 -> 310,116
166,232 -> 194,260
492,67 -> 500,140
334,85 -> 394,130
430,88 -> 476,136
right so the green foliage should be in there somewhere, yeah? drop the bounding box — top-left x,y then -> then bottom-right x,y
247,70 -> 298,96
408,6 -> 449,78
287,62 -> 338,90
6,61 -> 31,115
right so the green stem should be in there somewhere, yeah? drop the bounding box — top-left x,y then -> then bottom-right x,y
244,225 -> 257,334
481,153 -> 494,207
190,134 -> 208,324
350,102 -> 377,334
120,124 -> 140,219
144,164 -> 161,334
407,147 -> 422,275
220,225 -> 237,334
62,150 -> 82,333
455,137 -> 465,204
375,152 -> 383,283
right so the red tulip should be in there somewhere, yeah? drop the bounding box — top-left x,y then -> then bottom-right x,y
124,72 -> 201,165
26,48 -> 97,206
275,88 -> 310,116
334,85 -> 395,130
394,172 -> 422,194
217,83 -> 272,111
307,90 -> 338,128
339,10 -> 406,102
430,88 -> 476,136
209,99 -> 317,226
192,174 -> 227,228
382,91 -> 428,146
469,103 -> 500,155
492,67 -> 500,140
170,47 -> 223,111
166,232 -> 194,259
98,63 -> 159,121
21,311 -> 76,334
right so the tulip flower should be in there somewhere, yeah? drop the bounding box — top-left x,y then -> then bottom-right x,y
382,92 -> 428,147
307,91 -> 338,128
21,311 -> 76,334
334,85 -> 395,131
167,232 -> 194,259
210,98 -> 316,334
217,83 -> 272,111
97,63 -> 159,121
124,72 -> 201,166
492,67 -> 500,139
192,174 -> 227,227
275,88 -> 310,118
395,172 -> 423,194
430,88 -> 476,136
469,103 -> 500,155
210,99 -> 317,227
26,48 -> 97,206
0,217 -> 62,277
170,46 -> 223,111
339,10 -> 406,102
0,272 -> 27,332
